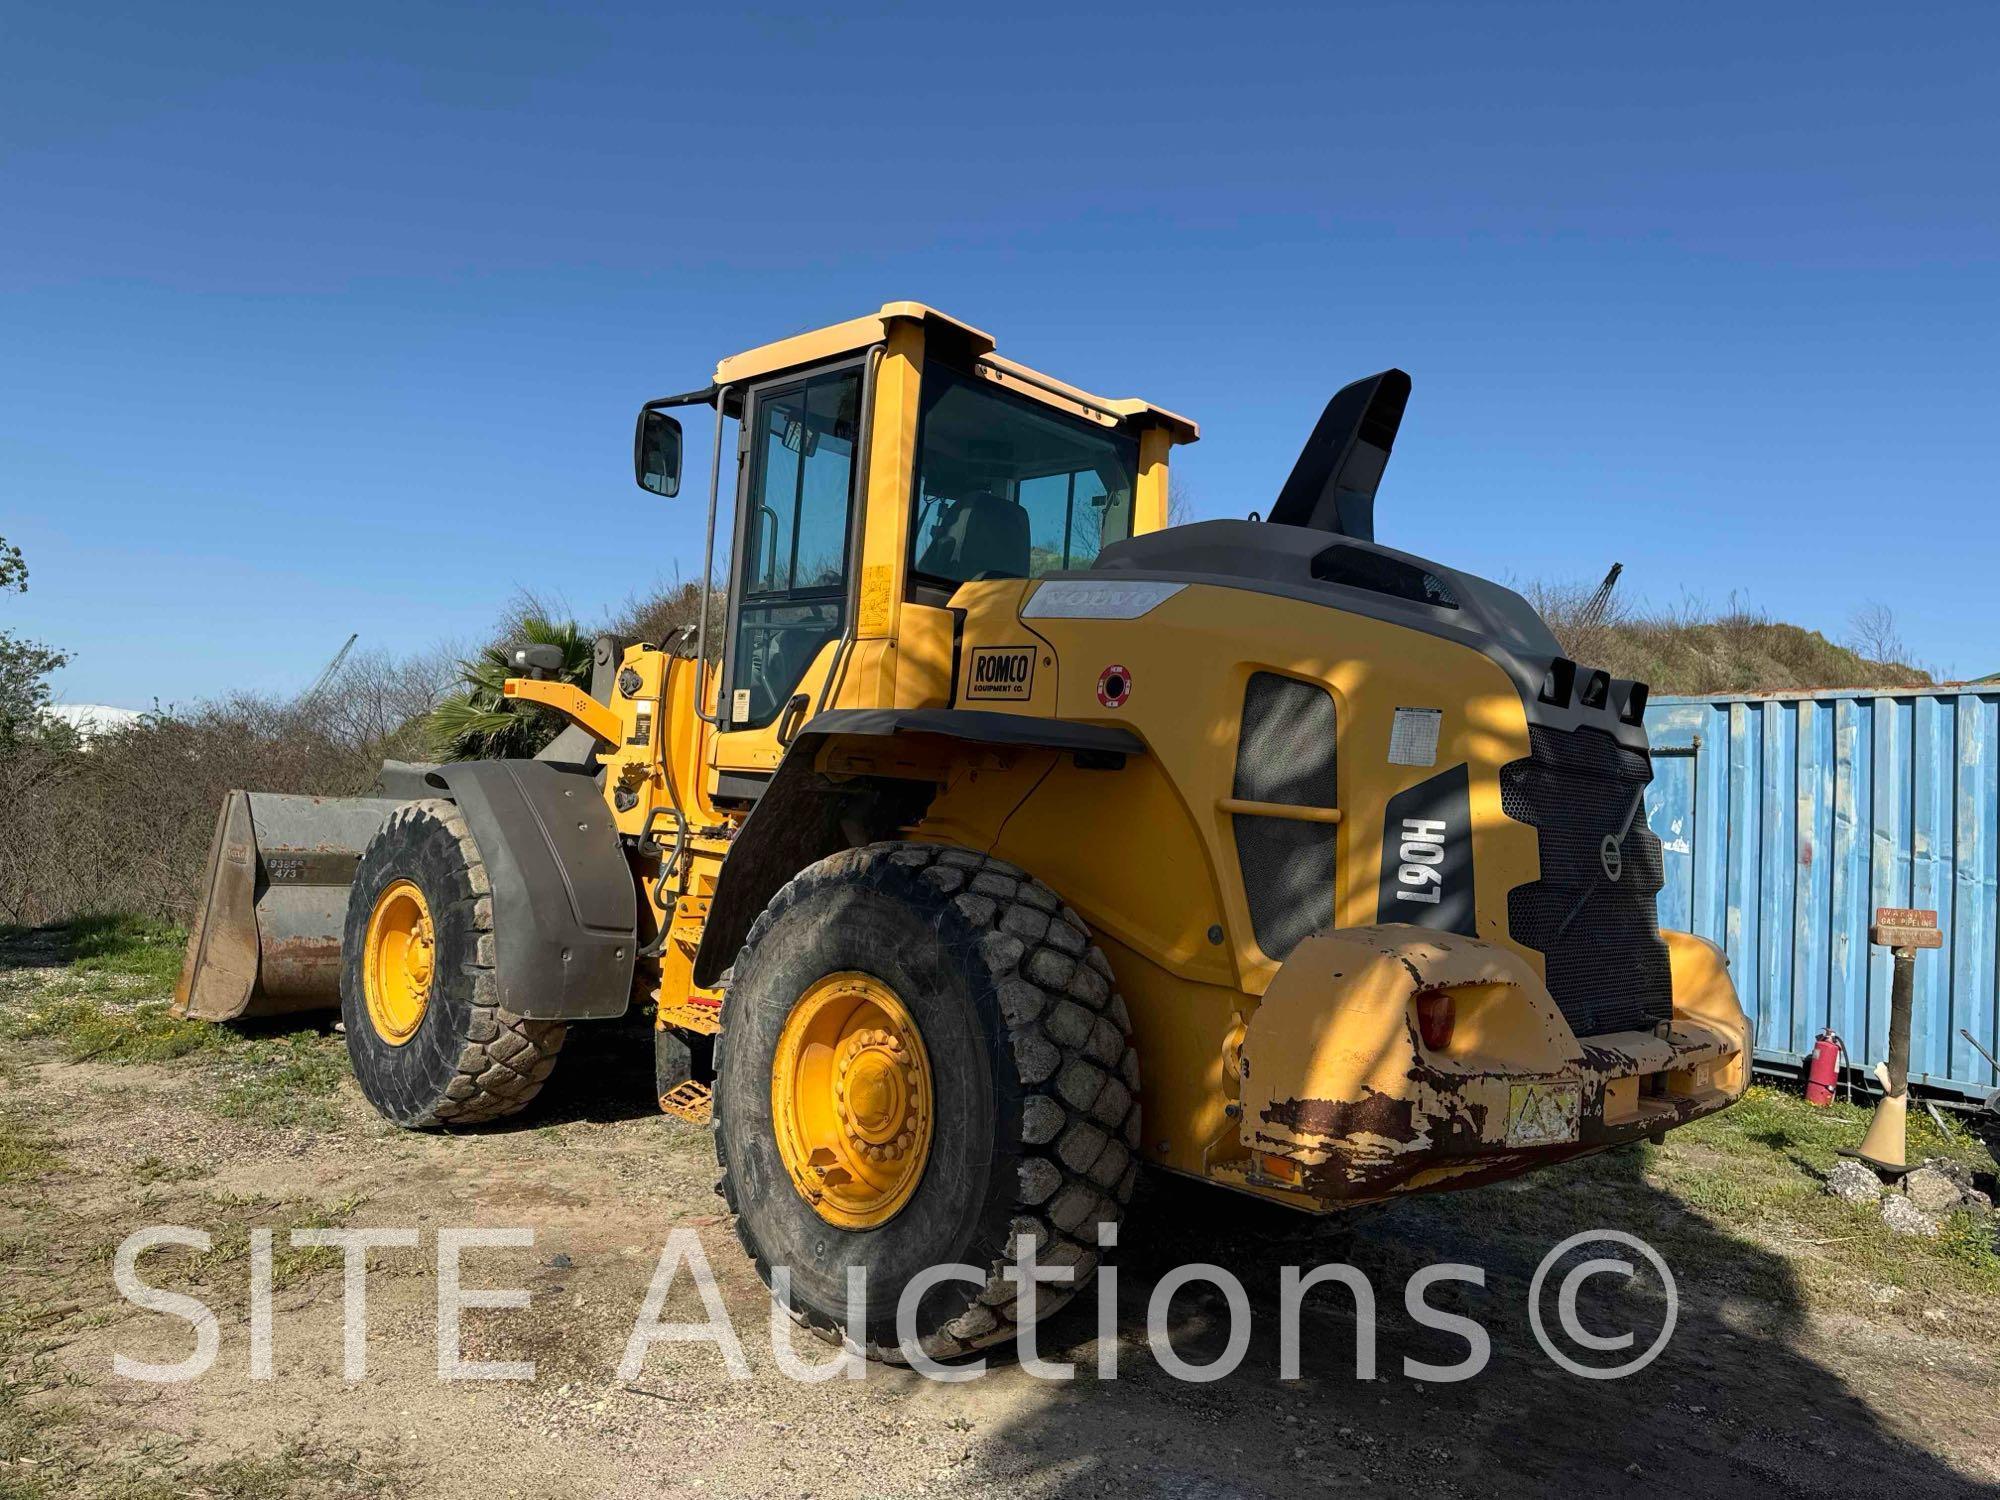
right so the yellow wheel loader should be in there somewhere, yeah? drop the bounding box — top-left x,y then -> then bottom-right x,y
176,302 -> 1749,1358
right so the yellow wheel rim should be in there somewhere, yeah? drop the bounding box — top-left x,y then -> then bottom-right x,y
362,879 -> 435,1046
771,972 -> 934,1229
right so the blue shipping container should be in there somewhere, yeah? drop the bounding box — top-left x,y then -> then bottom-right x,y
1642,687 -> 2000,1102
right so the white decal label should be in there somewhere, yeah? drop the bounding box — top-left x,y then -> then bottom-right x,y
1395,818 -> 1446,906
1388,707 -> 1441,767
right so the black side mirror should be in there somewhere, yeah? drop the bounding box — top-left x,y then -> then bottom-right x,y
635,409 -> 683,497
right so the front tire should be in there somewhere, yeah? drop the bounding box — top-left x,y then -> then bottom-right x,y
340,799 -> 566,1128
714,841 -> 1141,1361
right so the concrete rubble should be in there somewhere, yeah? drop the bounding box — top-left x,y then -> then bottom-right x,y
1880,1194 -> 1942,1238
1823,1159 -> 1883,1206
1824,1150 -> 1996,1240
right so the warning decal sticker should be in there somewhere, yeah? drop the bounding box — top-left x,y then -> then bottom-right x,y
1506,1082 -> 1581,1147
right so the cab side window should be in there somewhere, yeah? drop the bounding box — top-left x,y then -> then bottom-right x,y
909,366 -> 1138,590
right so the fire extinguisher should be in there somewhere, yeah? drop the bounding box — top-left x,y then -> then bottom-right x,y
1806,1029 -> 1846,1107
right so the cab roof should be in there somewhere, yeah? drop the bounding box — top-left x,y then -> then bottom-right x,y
711,301 -> 1199,444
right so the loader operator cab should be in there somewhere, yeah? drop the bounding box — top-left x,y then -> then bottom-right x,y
625,302 -> 1194,784
720,349 -> 1148,731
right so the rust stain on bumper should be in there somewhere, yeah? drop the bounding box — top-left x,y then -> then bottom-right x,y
1261,1086 -> 1419,1147
1233,925 -> 1749,1208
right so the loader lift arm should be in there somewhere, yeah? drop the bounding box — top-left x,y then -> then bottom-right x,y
501,678 -> 623,746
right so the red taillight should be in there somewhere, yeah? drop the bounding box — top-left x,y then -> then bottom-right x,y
1416,988 -> 1455,1052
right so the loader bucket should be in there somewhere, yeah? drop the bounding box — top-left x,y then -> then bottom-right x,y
173,791 -> 407,1022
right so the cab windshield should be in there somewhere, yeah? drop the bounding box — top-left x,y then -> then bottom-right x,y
909,366 -> 1138,588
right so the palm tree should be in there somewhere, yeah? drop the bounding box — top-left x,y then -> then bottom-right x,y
426,616 -> 593,761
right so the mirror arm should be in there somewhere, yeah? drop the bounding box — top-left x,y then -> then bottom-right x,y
639,383 -> 721,414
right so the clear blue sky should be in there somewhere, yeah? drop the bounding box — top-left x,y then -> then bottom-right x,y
5,0 -> 1995,708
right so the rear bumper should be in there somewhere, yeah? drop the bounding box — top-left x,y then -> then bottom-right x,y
1229,925 -> 1748,1208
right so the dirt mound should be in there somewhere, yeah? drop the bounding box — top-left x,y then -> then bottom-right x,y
1527,584 -> 1932,696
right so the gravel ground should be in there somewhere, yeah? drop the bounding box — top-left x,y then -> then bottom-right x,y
3,943 -> 1997,1498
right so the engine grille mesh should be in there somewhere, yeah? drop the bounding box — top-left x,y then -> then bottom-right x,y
1500,725 -> 1672,1037
1232,673 -> 1337,961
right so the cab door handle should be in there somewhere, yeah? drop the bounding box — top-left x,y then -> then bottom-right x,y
775,693 -> 810,747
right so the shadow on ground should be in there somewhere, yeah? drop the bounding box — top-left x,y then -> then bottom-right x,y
966,1152 -> 1995,1499
0,926 -> 75,970
464,1003 -> 1993,1495
486,1010 -> 669,1130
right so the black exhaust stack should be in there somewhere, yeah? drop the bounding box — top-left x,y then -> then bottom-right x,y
1266,368 -> 1411,542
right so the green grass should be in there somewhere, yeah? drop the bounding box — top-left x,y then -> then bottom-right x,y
0,1106 -> 60,1187
129,1155 -> 208,1187
0,1399 -> 400,1500
211,1036 -> 347,1130
1679,1081 -> 1994,1176
58,914 -> 188,991
0,917 -> 348,1127
1937,1208 -> 2000,1275
141,1193 -> 368,1293
0,994 -> 349,1125
177,1444 -> 404,1500
0,1370 -> 84,1500
1662,1084 -> 2000,1299
0,916 -> 216,1062
0,992 -> 345,1126
0,922 -> 400,1496
0,995 -> 234,1064
1408,1083 -> 2000,1324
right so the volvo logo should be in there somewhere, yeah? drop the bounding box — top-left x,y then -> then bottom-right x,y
1600,834 -> 1623,882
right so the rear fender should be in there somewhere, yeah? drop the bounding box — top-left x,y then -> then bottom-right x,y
691,708 -> 1140,988
424,761 -> 637,1020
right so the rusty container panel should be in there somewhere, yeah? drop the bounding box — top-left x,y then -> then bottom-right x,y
174,791 -> 406,1021
1644,687 -> 2000,1103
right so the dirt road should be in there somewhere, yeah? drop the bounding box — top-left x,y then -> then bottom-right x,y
3,935 -> 1997,1498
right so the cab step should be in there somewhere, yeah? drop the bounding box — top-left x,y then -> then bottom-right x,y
659,1079 -> 712,1124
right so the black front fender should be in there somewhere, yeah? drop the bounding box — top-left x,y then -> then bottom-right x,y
425,761 -> 636,1020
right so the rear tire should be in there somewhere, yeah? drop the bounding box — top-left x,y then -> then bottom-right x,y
714,841 -> 1141,1362
340,799 -> 566,1128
